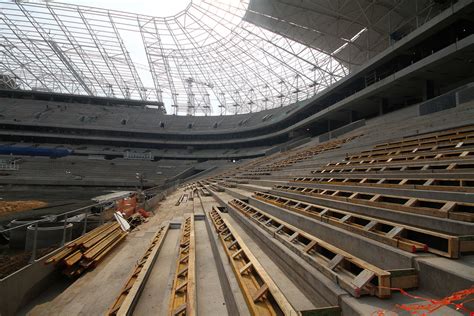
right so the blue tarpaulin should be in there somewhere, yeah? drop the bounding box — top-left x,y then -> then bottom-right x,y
0,146 -> 72,157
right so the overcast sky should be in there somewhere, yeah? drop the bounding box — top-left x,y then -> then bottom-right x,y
59,0 -> 192,16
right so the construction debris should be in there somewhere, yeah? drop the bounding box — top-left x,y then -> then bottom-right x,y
0,200 -> 48,216
175,194 -> 188,206
45,222 -> 127,277
128,213 -> 148,230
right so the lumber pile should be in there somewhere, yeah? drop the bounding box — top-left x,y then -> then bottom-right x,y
45,222 -> 127,277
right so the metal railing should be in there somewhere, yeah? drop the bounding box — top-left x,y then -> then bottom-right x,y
0,172 -> 194,278
0,191 -> 133,267
0,159 -> 19,171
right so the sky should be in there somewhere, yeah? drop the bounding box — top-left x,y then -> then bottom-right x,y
58,0 -> 192,17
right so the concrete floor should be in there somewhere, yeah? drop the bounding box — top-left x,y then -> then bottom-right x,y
194,219 -> 227,315
133,228 -> 180,316
192,194 -> 229,315
17,184 -> 473,316
24,188 -> 192,315
26,229 -> 157,315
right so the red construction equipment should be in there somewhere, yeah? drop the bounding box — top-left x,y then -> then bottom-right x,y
115,194 -> 151,218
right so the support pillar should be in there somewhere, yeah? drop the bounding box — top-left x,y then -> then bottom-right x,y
422,79 -> 435,101
349,110 -> 358,122
379,98 -> 389,115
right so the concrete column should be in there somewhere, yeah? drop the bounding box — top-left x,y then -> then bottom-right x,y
349,110 -> 358,122
289,129 -> 306,138
379,98 -> 388,115
422,79 -> 435,101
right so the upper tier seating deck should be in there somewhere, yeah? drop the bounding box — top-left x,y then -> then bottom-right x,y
0,155 -> 199,186
0,97 -> 302,134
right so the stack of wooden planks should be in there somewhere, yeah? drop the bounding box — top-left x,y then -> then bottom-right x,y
45,222 -> 127,277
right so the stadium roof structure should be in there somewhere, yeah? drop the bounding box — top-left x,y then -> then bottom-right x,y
0,0 -> 446,115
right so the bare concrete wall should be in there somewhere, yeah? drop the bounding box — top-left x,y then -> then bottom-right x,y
0,250 -> 62,316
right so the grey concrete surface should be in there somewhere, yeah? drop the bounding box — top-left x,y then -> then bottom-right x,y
194,219 -> 228,316
132,228 -> 180,316
269,189 -> 474,235
204,212 -> 248,316
248,197 -> 416,269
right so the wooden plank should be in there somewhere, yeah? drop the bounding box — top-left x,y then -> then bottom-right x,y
363,221 -> 378,231
229,199 -> 393,298
351,270 -> 375,289
239,262 -> 253,275
209,209 -> 298,316
388,269 -> 418,289
252,284 -> 269,302
327,254 -> 344,271
168,215 -> 196,316
386,227 -> 404,239
303,240 -> 317,253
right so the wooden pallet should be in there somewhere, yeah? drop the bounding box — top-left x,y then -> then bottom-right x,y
107,224 -> 169,316
243,135 -> 361,172
253,191 -> 474,258
344,147 -> 474,165
292,176 -> 474,193
228,200 -> 418,298
263,144 -> 344,168
323,153 -> 474,171
315,159 -> 474,174
208,207 -> 299,315
373,125 -> 474,151
168,215 -> 196,316
347,140 -> 474,162
274,185 -> 474,222
199,187 -> 212,196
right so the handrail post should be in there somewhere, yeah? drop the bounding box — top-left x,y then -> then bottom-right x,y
100,205 -> 104,225
61,214 -> 68,246
83,210 -> 88,235
29,222 -> 38,263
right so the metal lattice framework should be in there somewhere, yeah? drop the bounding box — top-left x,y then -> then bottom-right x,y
0,0 -> 348,115
244,0 -> 449,70
1,0 -> 447,115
